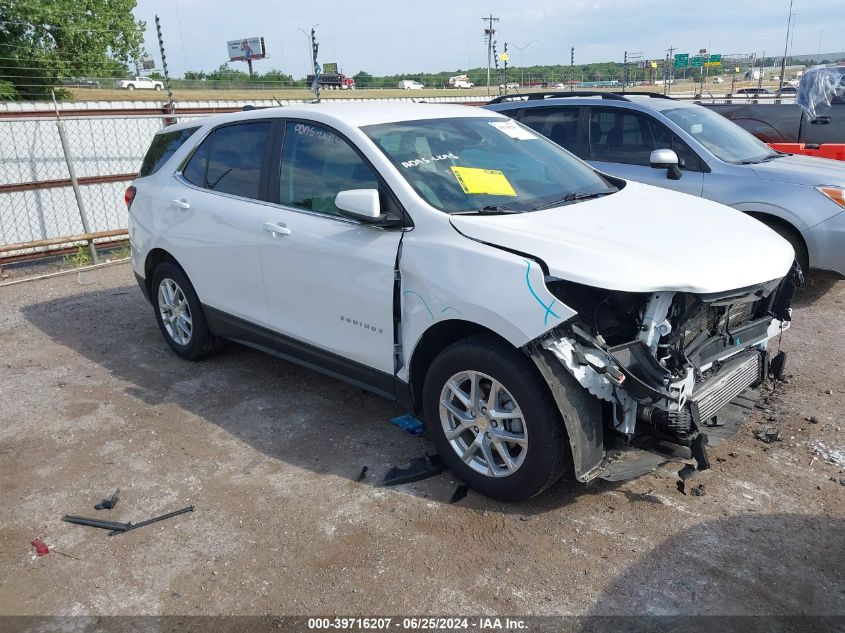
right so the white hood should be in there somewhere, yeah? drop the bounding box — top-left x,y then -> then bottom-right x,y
450,181 -> 794,294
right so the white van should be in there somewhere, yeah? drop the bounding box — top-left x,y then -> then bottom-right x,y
398,80 -> 424,90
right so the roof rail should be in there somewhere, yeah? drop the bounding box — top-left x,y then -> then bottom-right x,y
487,91 -> 630,104
612,91 -> 675,100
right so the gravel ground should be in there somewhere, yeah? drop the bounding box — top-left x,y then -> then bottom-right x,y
0,263 -> 843,616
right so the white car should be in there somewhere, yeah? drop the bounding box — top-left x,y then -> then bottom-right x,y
128,104 -> 798,500
398,80 -> 424,90
118,76 -> 164,91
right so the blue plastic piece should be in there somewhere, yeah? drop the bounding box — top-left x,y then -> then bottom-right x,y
391,414 -> 425,436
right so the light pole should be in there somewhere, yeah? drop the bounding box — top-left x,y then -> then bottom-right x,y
297,25 -> 318,80
777,0 -> 794,95
509,40 -> 537,88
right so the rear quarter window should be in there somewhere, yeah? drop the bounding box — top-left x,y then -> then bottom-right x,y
138,126 -> 200,177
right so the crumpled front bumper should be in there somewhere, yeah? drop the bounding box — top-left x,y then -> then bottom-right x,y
530,316 -> 790,483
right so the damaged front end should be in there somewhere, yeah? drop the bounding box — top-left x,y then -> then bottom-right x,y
527,262 -> 803,483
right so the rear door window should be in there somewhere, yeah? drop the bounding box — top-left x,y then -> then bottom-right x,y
138,126 -> 199,176
180,121 -> 271,199
518,106 -> 585,157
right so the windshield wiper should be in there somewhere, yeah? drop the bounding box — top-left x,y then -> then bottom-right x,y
736,154 -> 782,165
453,205 -> 522,215
534,188 -> 618,210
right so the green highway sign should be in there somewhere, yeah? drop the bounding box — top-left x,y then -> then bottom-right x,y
691,56 -> 705,68
673,53 -> 689,68
708,53 -> 722,62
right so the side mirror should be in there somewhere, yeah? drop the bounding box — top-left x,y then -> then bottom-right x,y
649,148 -> 682,181
335,189 -> 382,222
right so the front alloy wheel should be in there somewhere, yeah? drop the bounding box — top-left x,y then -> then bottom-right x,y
440,370 -> 528,477
157,278 -> 193,345
423,335 -> 570,501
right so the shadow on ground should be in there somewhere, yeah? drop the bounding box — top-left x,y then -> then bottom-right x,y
581,513 -> 845,630
792,274 -> 839,308
22,284 -> 591,514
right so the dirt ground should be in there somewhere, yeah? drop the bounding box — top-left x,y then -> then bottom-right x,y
0,262 -> 843,617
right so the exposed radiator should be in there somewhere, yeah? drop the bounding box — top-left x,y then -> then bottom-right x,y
690,353 -> 762,424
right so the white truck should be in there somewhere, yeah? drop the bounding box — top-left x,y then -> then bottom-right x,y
118,76 -> 164,91
448,74 -> 474,89
398,80 -> 424,90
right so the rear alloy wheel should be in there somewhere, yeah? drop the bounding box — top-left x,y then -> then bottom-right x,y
152,262 -> 222,361
158,278 -> 193,346
423,335 -> 568,501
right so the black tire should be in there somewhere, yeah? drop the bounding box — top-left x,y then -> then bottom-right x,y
764,220 -> 809,275
422,335 -> 569,501
127,84 -> 135,91
151,262 -> 222,361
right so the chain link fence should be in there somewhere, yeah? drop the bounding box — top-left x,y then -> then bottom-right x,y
0,111 -> 208,263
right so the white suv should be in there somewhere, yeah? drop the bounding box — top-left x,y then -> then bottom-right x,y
128,103 -> 799,500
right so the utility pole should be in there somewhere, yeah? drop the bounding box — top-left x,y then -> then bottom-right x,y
154,15 -> 174,118
297,27 -> 316,80
664,45 -> 675,95
482,13 -> 499,97
502,42 -> 509,92
777,0 -> 794,95
623,51 -> 628,91
570,46 -> 574,92
310,27 -> 320,101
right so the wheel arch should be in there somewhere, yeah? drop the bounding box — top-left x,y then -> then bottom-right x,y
744,211 -> 809,270
407,319 -> 516,414
144,248 -> 184,298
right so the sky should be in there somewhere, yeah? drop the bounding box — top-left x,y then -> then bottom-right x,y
133,0 -> 845,77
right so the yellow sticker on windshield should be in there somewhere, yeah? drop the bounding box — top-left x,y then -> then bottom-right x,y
450,166 -> 517,196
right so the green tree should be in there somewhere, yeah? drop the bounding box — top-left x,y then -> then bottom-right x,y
0,0 -> 144,100
353,70 -> 373,87
257,68 -> 292,84
207,63 -> 249,82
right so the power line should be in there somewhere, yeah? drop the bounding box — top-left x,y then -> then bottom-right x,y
0,20 -> 144,34
0,1 -> 145,18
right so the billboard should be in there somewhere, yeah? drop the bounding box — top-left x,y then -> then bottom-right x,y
322,62 -> 338,74
227,37 -> 266,61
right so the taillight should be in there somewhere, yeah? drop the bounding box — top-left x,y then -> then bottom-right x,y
125,185 -> 136,209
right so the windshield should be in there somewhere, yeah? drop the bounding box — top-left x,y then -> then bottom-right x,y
362,117 -> 616,214
661,106 -> 779,164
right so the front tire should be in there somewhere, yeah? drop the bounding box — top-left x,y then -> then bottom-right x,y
151,262 -> 222,361
422,335 -> 568,501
